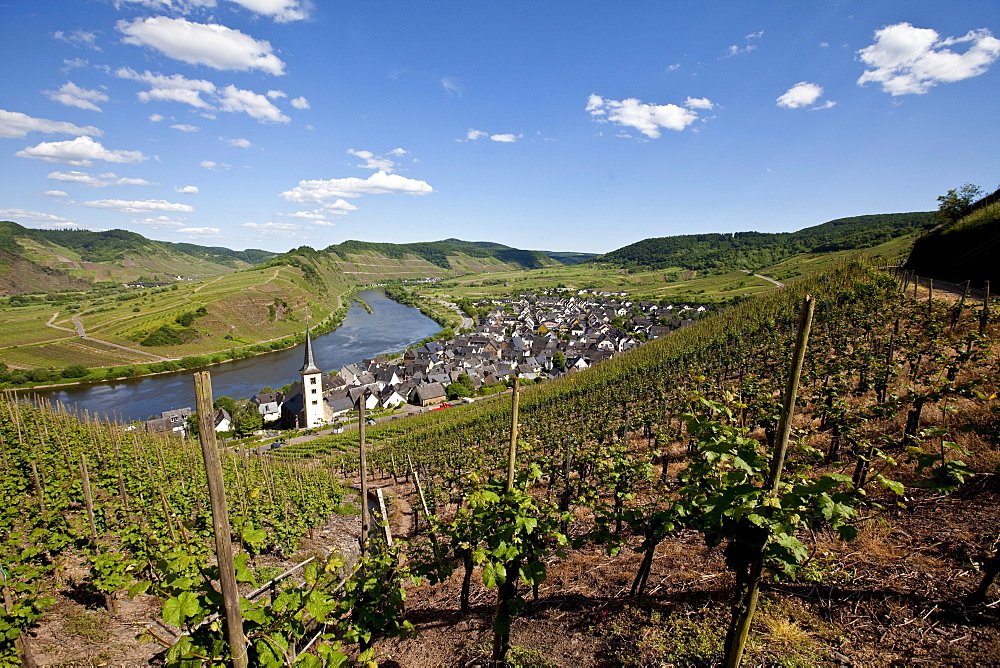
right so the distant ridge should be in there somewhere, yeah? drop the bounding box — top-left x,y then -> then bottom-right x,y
594,212 -> 936,271
0,220 -> 276,295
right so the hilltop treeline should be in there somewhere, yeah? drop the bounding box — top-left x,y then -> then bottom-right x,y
596,212 -> 935,271
325,238 -> 556,270
906,196 -> 1000,286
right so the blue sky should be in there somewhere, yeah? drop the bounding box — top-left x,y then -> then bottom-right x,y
1,1 -> 997,254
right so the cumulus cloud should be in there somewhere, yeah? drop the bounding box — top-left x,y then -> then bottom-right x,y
133,215 -> 187,228
347,148 -> 403,172
44,82 -> 109,112
200,160 -> 231,170
221,137 -> 252,147
45,190 -> 69,197
282,199 -> 358,222
117,67 -> 216,109
727,30 -> 763,56
290,96 -> 310,109
858,22 -> 1000,95
218,85 -> 289,122
267,89 -> 287,99
243,221 -> 301,233
776,81 -> 835,110
117,16 -> 286,75
175,185 -> 199,193
0,208 -> 76,223
0,109 -> 102,139
79,198 -> 195,214
16,136 -> 147,166
171,123 -> 200,131
117,68 -> 286,124
54,30 -> 101,50
149,113 -> 165,122
586,94 -> 709,138
178,226 -> 221,236
462,129 -> 521,143
229,0 -> 308,22
47,170 -> 156,187
280,171 -> 433,204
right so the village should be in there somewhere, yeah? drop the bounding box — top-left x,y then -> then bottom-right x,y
144,291 -> 710,436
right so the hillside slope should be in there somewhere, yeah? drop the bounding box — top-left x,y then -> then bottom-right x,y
0,221 -> 275,295
596,212 -> 935,271
905,194 -> 1000,286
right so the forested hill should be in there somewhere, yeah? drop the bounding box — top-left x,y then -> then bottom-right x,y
595,212 -> 936,271
323,238 -> 561,270
905,191 -> 1000,285
0,220 -> 276,294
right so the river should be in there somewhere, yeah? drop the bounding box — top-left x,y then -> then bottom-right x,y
30,289 -> 441,423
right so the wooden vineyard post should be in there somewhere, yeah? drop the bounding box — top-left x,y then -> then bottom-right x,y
493,378 -> 521,663
981,280 -> 991,337
80,453 -> 97,540
193,371 -> 248,668
358,393 -> 370,553
408,455 -> 442,579
723,295 -> 815,668
376,488 -> 393,547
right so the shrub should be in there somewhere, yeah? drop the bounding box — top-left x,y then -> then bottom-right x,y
61,364 -> 90,379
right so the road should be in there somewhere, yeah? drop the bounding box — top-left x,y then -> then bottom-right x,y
430,297 -> 474,329
741,270 -> 785,288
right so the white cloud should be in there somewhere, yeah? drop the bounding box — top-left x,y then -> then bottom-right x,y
0,208 -> 76,223
776,81 -> 834,109
171,123 -> 200,132
17,136 -> 147,166
116,67 -> 216,109
218,85 -> 290,123
490,133 -> 518,143
465,129 -> 488,141
114,0 -> 308,22
221,136 -> 252,147
178,226 -> 221,236
281,171 -> 433,203
267,89 -> 287,99
389,147 -> 407,156
79,198 -> 195,214
684,97 -> 714,110
175,185 -> 199,193
54,30 -> 101,50
282,199 -> 358,221
347,148 -> 400,172
45,82 -> 109,112
284,210 -> 329,220
858,22 -> 1000,95
45,190 -> 69,197
228,0 -> 308,22
149,113 -> 165,122
727,30 -> 763,56
134,215 -> 187,228
586,94 -> 708,138
243,221 -> 301,233
47,170 -> 156,187
200,160 -> 231,170
666,63 -> 681,72
441,76 -> 460,95
118,68 -> 286,124
0,110 -> 101,139
117,16 -> 286,75
290,96 -> 310,109
62,58 -> 89,72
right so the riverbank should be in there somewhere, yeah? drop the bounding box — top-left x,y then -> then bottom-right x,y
3,286 -> 373,393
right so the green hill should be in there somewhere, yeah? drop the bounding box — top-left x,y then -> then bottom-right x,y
905,192 -> 1000,286
595,212 -> 936,272
323,238 -> 561,271
0,221 -> 276,295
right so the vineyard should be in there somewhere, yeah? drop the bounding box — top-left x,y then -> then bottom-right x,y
2,260 -> 999,665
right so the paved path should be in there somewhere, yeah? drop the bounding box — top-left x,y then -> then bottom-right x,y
741,270 -> 785,288
430,297 -> 474,329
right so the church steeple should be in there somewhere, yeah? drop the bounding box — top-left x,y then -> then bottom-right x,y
299,327 -> 325,428
300,327 -> 321,375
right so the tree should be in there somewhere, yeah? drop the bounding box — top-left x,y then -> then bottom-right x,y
936,183 -> 984,224
446,373 -> 474,401
552,350 -> 566,372
231,401 -> 263,436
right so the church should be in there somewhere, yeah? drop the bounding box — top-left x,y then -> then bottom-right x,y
280,329 -> 336,428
